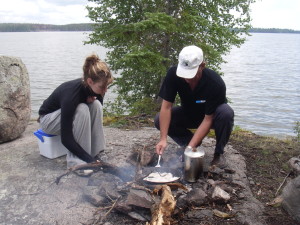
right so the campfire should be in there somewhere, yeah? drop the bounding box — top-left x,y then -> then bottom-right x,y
55,140 -> 246,225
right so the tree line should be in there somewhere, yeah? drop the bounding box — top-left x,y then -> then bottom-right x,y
0,23 -> 93,32
249,28 -> 300,33
1,23 -> 299,33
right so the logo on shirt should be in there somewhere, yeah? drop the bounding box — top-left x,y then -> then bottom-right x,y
196,100 -> 206,103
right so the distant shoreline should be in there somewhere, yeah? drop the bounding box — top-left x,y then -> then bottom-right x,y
249,28 -> 300,34
0,23 -> 299,34
0,23 -> 93,32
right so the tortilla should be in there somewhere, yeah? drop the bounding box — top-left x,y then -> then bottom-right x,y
143,172 -> 180,183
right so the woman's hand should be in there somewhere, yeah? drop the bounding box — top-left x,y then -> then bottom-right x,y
87,96 -> 96,103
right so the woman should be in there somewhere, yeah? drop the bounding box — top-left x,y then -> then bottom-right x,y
38,53 -> 113,168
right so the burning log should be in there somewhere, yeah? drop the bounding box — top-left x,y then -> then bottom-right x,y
148,185 -> 177,225
55,161 -> 133,184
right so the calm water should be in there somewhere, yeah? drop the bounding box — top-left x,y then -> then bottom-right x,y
222,33 -> 300,137
0,32 -> 109,118
0,32 -> 299,137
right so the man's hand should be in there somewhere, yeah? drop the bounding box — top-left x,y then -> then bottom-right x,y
156,140 -> 167,155
87,96 -> 96,103
188,114 -> 213,147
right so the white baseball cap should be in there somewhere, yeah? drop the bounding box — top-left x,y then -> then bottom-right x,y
176,45 -> 203,79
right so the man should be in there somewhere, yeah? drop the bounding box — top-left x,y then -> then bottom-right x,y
155,45 -> 234,168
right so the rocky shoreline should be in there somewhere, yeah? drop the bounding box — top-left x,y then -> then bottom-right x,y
0,121 -> 271,225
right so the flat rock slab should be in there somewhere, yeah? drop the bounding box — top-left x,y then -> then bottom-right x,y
0,121 -> 265,225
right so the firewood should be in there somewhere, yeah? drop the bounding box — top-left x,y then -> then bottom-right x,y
130,183 -> 152,193
55,161 -> 133,184
153,183 -> 188,195
149,185 -> 176,225
166,182 -> 188,192
275,170 -> 292,196
95,196 -> 121,224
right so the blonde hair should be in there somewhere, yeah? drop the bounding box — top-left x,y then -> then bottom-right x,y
82,53 -> 113,86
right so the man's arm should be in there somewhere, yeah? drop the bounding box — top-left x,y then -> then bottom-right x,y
156,100 -> 173,155
188,114 -> 214,148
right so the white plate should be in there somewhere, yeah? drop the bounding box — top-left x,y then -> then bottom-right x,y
143,172 -> 180,183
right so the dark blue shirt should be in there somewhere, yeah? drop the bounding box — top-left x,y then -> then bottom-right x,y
159,66 -> 227,121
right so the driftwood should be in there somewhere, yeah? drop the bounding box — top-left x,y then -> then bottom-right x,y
148,185 -> 176,225
55,161 -> 133,184
275,170 -> 292,196
96,196 -> 121,224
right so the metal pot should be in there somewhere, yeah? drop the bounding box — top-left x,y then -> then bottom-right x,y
184,146 -> 205,182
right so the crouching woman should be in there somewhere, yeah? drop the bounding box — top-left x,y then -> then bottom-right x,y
38,54 -> 113,168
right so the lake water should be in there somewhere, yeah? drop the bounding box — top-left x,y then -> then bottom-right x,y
0,32 -> 299,138
221,33 -> 300,137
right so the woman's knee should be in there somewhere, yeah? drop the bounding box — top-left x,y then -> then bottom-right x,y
89,100 -> 103,114
75,103 -> 90,119
90,100 -> 102,109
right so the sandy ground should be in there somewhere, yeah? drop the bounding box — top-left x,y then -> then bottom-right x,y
0,121 -> 265,225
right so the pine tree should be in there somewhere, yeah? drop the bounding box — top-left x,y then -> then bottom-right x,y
86,0 -> 255,114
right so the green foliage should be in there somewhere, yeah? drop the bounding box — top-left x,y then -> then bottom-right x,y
130,97 -> 160,116
86,0 -> 256,114
294,121 -> 300,142
103,97 -> 127,116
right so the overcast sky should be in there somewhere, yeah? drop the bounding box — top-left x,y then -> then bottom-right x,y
0,0 -> 300,30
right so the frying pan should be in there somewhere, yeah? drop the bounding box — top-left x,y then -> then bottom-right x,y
141,166 -> 183,184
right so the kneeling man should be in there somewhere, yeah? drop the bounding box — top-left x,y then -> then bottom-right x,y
155,45 -> 234,168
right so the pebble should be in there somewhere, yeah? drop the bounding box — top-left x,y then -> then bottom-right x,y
238,193 -> 246,199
